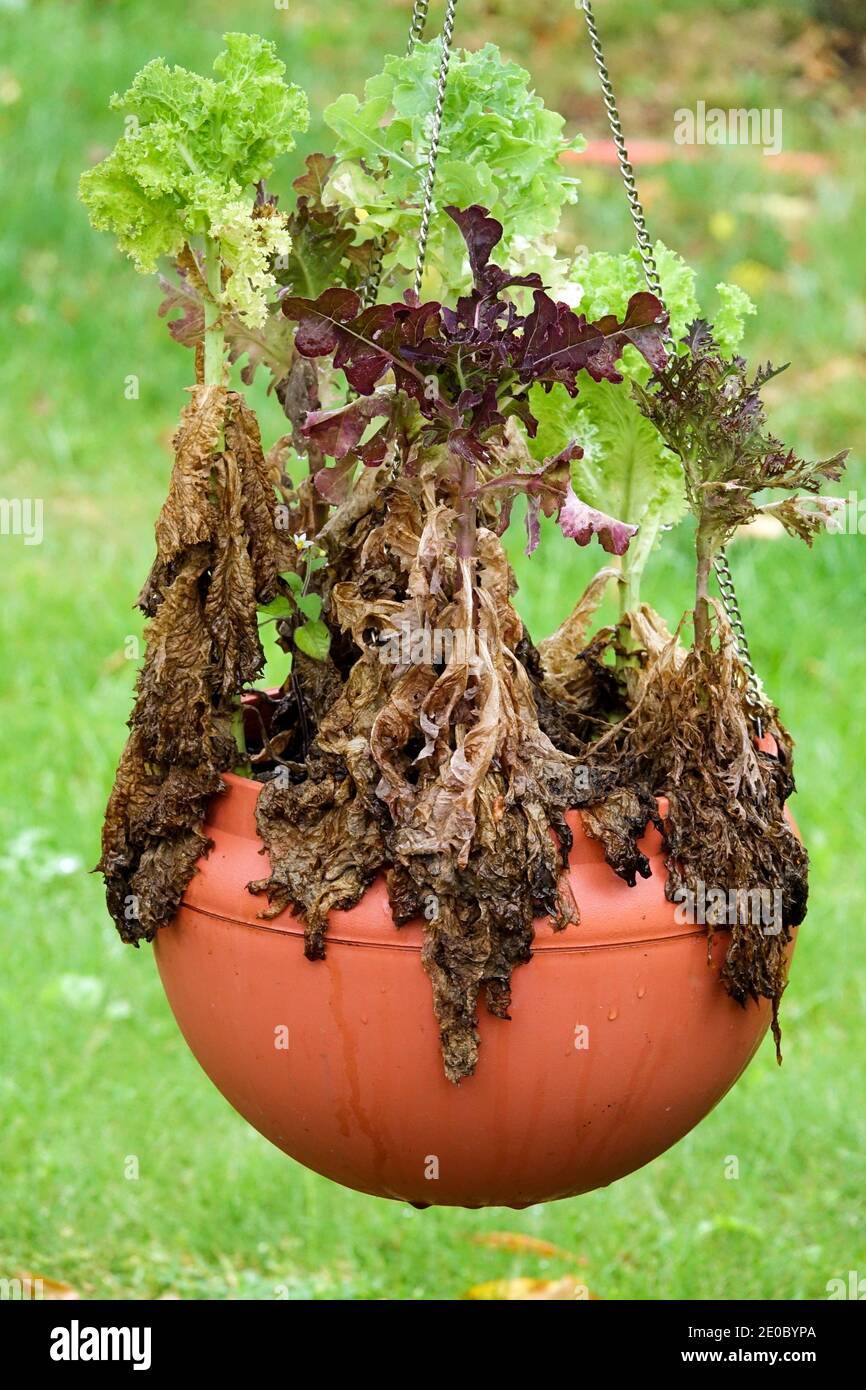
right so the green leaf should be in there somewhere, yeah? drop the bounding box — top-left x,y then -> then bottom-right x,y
575,242 -> 755,358
295,592 -> 322,621
528,376 -> 687,604
294,619 -> 331,661
571,380 -> 687,536
79,33 -> 309,324
282,571 -> 303,593
258,595 -> 293,620
324,41 -> 582,299
78,158 -> 186,272
713,281 -> 757,354
577,242 -> 700,344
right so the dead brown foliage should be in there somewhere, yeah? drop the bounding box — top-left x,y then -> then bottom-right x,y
100,387 -> 284,944
102,416 -> 805,1081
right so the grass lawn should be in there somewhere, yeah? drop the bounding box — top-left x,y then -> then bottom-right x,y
0,0 -> 863,1299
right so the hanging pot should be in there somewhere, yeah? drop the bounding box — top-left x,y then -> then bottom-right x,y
153,768 -> 795,1208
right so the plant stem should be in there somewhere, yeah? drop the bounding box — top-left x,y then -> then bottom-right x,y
203,235 -> 225,388
694,517 -> 714,649
456,453 -> 477,563
231,701 -> 250,776
620,554 -> 638,620
202,234 -> 247,768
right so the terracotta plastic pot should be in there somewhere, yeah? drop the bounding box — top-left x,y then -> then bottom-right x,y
154,770 -> 794,1207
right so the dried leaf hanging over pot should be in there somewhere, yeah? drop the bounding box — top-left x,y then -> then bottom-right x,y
100,388 -> 285,944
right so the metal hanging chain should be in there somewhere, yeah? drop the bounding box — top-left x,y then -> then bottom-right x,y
366,0 -> 460,490
713,554 -> 764,734
407,0 -> 430,52
413,0 -> 459,297
580,1 -> 669,331
579,0 -> 766,737
362,0 -> 444,306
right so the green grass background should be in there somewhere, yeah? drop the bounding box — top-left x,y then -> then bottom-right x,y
0,0 -> 863,1299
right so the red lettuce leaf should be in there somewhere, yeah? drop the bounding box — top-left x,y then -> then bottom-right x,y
559,485 -> 638,555
302,392 -> 394,459
281,205 -> 666,543
519,290 -> 668,391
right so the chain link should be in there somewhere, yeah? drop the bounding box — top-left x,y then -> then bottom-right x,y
579,0 -> 766,736
407,0 -> 430,52
363,1 -> 455,307
712,551 -> 764,736
579,1 -> 669,335
413,0 -> 458,297
367,0 -> 460,490
362,3 -> 434,306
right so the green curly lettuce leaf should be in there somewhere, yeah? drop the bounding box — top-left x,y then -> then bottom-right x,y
79,33 -> 309,325
570,241 -> 755,356
569,380 -> 686,606
524,243 -> 757,606
528,374 -> 686,601
323,40 -> 582,298
712,281 -> 757,354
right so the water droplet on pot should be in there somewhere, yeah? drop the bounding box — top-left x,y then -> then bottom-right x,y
607,1006 -> 618,1021
637,982 -> 647,999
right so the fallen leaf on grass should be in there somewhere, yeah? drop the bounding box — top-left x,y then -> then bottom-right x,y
464,1276 -> 598,1301
470,1231 -> 588,1264
14,1272 -> 81,1299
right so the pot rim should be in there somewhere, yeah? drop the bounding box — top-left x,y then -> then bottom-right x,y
219,769 -> 672,821
177,770 -> 698,953
174,896 -> 717,955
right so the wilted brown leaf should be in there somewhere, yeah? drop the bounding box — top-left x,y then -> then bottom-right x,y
100,389 -> 281,945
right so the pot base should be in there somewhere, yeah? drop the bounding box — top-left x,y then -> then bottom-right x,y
153,773 -> 791,1207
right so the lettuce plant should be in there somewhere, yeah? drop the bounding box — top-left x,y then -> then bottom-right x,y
634,321 -> 848,645
82,33 -> 848,1084
283,205 -> 665,558
527,244 -> 757,612
322,40 -> 582,298
80,33 -> 309,381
